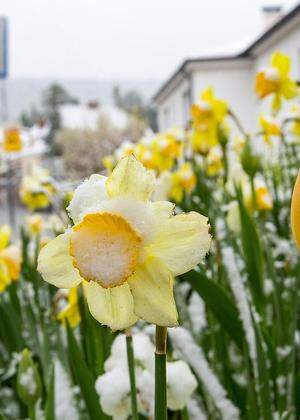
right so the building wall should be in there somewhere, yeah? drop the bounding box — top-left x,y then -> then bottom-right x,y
156,19 -> 300,133
156,63 -> 256,133
157,79 -> 190,131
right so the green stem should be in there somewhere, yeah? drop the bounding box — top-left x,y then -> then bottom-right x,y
126,331 -> 139,420
249,176 -> 257,211
28,404 -> 36,420
155,326 -> 167,420
181,406 -> 190,420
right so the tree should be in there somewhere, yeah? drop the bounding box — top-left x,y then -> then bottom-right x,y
112,85 -> 157,132
42,83 -> 79,148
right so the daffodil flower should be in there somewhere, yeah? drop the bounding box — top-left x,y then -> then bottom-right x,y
3,126 -> 23,152
0,225 -> 22,292
38,156 -> 211,330
170,163 -> 196,203
255,51 -> 298,113
291,170 -> 300,249
259,115 -> 281,144
57,287 -> 81,328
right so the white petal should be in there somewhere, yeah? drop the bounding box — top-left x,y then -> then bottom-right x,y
67,174 -> 107,224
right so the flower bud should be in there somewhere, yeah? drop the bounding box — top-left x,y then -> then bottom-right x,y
241,142 -> 261,178
17,349 -> 41,407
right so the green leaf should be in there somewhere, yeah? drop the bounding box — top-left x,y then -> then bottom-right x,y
66,323 -> 108,420
182,270 -> 244,350
78,293 -> 106,377
45,365 -> 55,420
236,189 -> 265,311
252,316 -> 273,420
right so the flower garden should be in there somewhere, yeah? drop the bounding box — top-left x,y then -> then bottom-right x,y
0,51 -> 300,420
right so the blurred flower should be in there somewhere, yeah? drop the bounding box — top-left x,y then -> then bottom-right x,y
291,170 -> 300,249
233,135 -> 246,154
103,155 -> 116,174
190,87 -> 228,152
170,162 -> 196,202
255,51 -> 298,113
20,177 -> 51,211
259,115 -> 281,144
26,215 -> 43,236
151,171 -> 172,202
206,145 -> 223,176
20,165 -> 55,212
38,156 -> 211,330
0,225 -> 22,293
226,201 -> 241,233
3,125 -> 23,152
57,287 -> 80,328
115,141 -> 135,160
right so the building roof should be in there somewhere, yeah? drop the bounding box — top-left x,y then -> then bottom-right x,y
153,2 -> 300,102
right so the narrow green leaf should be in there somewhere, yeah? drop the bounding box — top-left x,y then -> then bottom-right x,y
236,189 -> 265,311
45,365 -> 55,420
66,323 -> 108,420
182,270 -> 244,350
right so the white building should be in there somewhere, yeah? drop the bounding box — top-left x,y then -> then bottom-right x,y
153,3 -> 300,132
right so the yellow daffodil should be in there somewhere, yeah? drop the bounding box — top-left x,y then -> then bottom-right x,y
3,126 -> 23,152
255,52 -> 298,113
259,115 -> 281,144
170,163 -> 196,203
103,155 -> 116,174
190,88 -> 228,153
19,165 -> 55,211
289,104 -> 300,138
206,146 -> 223,176
152,133 -> 182,160
27,215 -> 43,236
191,87 -> 228,128
57,287 -> 81,328
115,141 -> 135,160
291,170 -> 300,249
233,135 -> 246,154
38,156 -> 211,331
244,179 -> 273,212
20,177 -> 51,211
0,225 -> 22,292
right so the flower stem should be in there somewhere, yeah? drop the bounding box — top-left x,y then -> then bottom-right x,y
125,330 -> 139,420
28,404 -> 36,420
155,326 -> 168,420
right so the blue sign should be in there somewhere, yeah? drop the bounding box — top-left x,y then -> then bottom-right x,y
0,17 -> 8,79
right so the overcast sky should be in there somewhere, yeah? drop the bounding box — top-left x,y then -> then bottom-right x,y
0,0 -> 298,80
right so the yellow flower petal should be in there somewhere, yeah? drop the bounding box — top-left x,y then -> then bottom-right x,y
0,225 -> 11,251
291,170 -> 300,249
128,257 -> 178,327
0,259 -> 11,292
151,201 -> 175,223
271,51 -> 290,77
38,232 -> 83,288
106,155 -> 155,201
148,212 -> 211,276
1,246 -> 22,280
86,281 -> 138,330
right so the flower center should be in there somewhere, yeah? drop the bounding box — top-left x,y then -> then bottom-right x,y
70,212 -> 141,288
